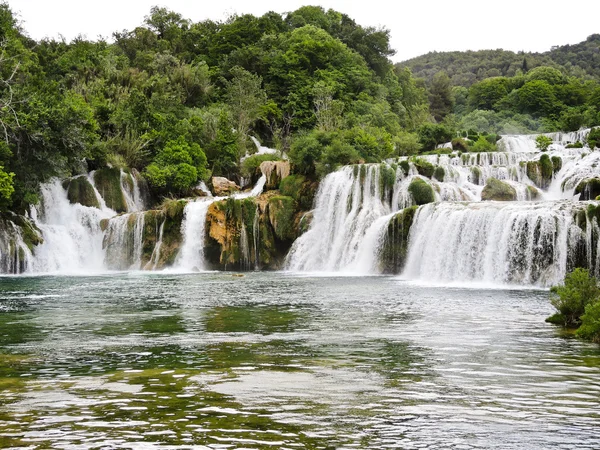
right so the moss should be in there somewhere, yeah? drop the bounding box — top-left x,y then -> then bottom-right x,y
539,154 -> 553,182
433,166 -> 445,182
93,168 -> 127,213
65,176 -> 100,208
379,164 -> 397,196
297,211 -> 313,236
411,158 -> 434,178
399,160 -> 410,176
481,177 -> 517,201
586,203 -> 600,224
378,206 -> 418,274
470,166 -> 482,185
575,179 -> 600,201
11,215 -> 43,251
161,198 -> 187,219
279,175 -> 317,211
408,178 -> 435,205
268,196 -> 297,241
551,156 -> 562,173
526,185 -> 542,200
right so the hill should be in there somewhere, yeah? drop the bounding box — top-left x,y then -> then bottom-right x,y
398,34 -> 600,87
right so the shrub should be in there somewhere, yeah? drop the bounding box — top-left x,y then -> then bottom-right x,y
451,137 -> 470,151
547,268 -> 600,327
576,300 -> 600,342
535,135 -> 553,151
565,141 -> 584,149
471,135 -> 496,152
588,128 -> 600,149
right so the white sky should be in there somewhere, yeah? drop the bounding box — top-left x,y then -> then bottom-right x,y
10,0 -> 600,62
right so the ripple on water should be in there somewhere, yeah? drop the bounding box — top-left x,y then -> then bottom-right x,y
0,273 -> 599,449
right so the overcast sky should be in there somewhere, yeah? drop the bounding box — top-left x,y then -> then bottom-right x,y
10,0 -> 600,62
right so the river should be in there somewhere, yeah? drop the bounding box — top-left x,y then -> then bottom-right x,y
1,272 -> 599,449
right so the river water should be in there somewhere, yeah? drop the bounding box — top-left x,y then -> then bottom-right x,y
1,273 -> 599,449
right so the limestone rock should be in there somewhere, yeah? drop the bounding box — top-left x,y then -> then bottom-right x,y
212,177 -> 240,196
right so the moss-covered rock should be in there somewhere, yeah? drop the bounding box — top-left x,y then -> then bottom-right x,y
470,166 -> 482,185
481,178 -> 517,201
378,206 -> 418,274
551,156 -> 562,173
526,155 -> 554,189
94,168 -> 127,213
399,160 -> 410,176
433,166 -> 445,182
575,178 -> 600,201
526,185 -> 542,200
268,196 -> 297,241
411,158 -> 434,178
279,174 -> 318,211
65,176 -> 100,208
408,178 -> 435,205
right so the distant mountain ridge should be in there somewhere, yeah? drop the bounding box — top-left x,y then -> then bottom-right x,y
397,34 -> 600,87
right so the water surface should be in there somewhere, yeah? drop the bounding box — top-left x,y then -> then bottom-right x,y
1,273 -> 599,449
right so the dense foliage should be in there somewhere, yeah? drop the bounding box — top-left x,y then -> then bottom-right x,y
0,3 -> 434,211
1,2 -> 599,213
547,268 -> 600,342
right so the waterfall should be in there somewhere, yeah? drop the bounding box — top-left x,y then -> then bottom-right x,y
147,218 -> 166,270
120,170 -> 144,212
286,165 -> 394,272
0,220 -> 33,274
104,212 -> 145,270
29,180 -> 114,274
402,201 -> 589,286
175,198 -> 216,271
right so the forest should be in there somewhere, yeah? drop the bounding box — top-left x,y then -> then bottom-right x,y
0,2 -> 599,214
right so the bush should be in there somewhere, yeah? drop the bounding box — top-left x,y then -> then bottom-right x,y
588,128 -> 600,149
471,135 -> 496,152
576,300 -> 600,342
565,141 -> 584,149
417,123 -> 453,151
451,137 -> 470,151
547,268 -> 600,327
535,135 -> 553,151
411,157 -> 435,178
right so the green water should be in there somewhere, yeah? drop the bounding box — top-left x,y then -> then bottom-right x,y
1,273 -> 599,449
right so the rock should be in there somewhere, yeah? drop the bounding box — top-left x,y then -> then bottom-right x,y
211,177 -> 240,196
94,168 -> 127,213
279,175 -> 318,211
408,178 -> 435,205
268,196 -> 297,241
575,178 -> 600,200
260,161 -> 291,189
482,178 -> 517,201
65,176 -> 100,209
526,185 -> 542,200
378,206 -> 418,274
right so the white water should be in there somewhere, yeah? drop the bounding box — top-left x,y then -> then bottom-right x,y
175,198 -> 216,271
288,128 -> 600,285
120,170 -> 145,212
104,212 -> 145,270
0,219 -> 33,273
286,165 -> 394,272
403,201 -> 587,287
29,180 -> 115,274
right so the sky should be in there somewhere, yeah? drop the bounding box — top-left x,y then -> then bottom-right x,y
10,0 -> 600,62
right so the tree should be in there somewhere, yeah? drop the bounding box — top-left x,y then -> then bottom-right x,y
224,66 -> 268,156
429,72 -> 454,122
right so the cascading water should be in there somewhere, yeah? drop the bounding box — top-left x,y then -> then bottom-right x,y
175,198 -> 216,271
120,169 -> 145,212
402,201 -> 590,286
29,180 -> 115,274
104,213 -> 145,270
0,219 -> 33,273
286,165 -> 398,272
288,128 -> 600,285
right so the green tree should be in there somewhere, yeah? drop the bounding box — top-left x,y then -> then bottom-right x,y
429,71 -> 454,122
224,66 -> 268,156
